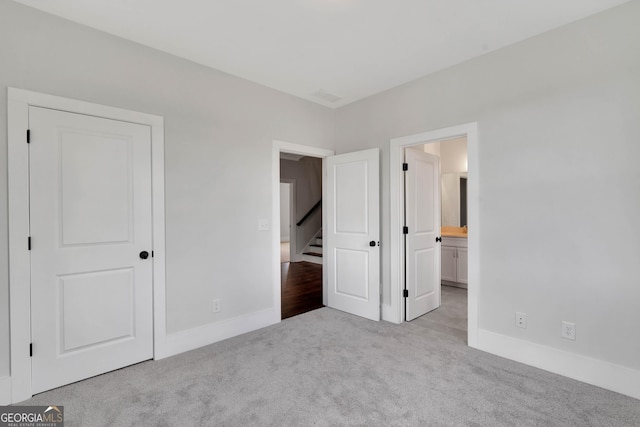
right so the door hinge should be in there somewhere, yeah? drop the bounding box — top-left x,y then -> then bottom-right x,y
28,236 -> 31,251
436,236 -> 442,243
403,226 -> 408,234
402,163 -> 408,171
29,343 -> 33,357
27,129 -> 31,144
403,289 -> 409,298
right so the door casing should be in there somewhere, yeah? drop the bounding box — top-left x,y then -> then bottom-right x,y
7,88 -> 166,403
389,122 -> 479,348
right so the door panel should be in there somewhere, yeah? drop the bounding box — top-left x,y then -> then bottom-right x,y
414,248 -> 436,298
326,149 -> 380,321
335,161 -> 368,234
405,149 -> 441,321
59,268 -> 135,352
29,106 -> 153,394
60,134 -> 132,245
335,249 -> 369,300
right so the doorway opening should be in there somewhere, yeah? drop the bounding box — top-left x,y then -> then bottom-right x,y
273,142 -> 381,323
272,141 -> 334,321
403,137 -> 468,340
280,154 -> 323,319
389,122 -> 479,347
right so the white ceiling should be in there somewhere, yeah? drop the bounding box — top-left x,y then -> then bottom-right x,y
12,0 -> 630,108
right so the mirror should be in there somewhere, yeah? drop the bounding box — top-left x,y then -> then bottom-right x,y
442,172 -> 467,227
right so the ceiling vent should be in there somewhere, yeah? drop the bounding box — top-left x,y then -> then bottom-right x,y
312,89 -> 342,103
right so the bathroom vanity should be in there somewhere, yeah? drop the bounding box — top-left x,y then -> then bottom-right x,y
441,228 -> 467,288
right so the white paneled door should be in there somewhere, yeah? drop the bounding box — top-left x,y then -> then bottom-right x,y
326,149 -> 380,321
405,149 -> 441,321
29,107 -> 154,394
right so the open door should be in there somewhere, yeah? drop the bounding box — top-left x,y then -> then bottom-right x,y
326,148 -> 380,321
404,149 -> 441,321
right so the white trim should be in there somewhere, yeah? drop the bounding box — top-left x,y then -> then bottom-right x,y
272,141 -> 334,315
300,254 -> 323,265
389,123 -> 479,349
274,140 -> 334,159
478,329 -> 640,400
7,89 -> 31,403
158,308 -> 279,359
280,179 -> 297,262
7,88 -> 166,403
0,376 -> 11,405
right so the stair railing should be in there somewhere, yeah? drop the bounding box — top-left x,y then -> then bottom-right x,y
296,200 -> 321,227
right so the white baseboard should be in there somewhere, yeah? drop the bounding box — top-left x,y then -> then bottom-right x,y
300,254 -> 322,264
0,376 -> 11,405
441,280 -> 467,289
155,308 -> 279,360
381,303 -> 400,324
478,329 -> 640,400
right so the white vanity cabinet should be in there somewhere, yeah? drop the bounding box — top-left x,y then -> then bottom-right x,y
441,237 -> 467,287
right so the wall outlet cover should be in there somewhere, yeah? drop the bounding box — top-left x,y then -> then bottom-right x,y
562,321 -> 576,340
515,312 -> 527,329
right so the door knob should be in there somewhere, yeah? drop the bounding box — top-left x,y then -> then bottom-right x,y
139,251 -> 149,260
436,237 -> 442,243
369,241 -> 376,247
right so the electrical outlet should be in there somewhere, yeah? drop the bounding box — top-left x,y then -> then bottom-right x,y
212,299 -> 221,313
516,311 -> 527,329
515,312 -> 527,329
258,219 -> 269,231
562,321 -> 576,340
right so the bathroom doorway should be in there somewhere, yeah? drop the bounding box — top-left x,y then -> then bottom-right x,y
404,137 -> 468,337
389,122 -> 478,346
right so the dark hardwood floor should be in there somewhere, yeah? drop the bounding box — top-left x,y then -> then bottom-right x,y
281,261 -> 323,319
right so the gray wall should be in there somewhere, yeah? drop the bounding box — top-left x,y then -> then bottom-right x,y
335,1 -> 640,369
0,1 -> 334,377
280,157 -> 323,252
2,0 -> 638,387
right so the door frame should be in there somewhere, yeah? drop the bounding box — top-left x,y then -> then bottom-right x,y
272,141 -> 334,319
7,88 -> 166,403
389,122 -> 479,348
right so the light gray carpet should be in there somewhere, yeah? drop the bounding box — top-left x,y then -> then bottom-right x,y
21,291 -> 640,426
420,285 -> 468,341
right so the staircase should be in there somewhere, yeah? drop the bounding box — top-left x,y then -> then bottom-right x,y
302,230 -> 323,264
